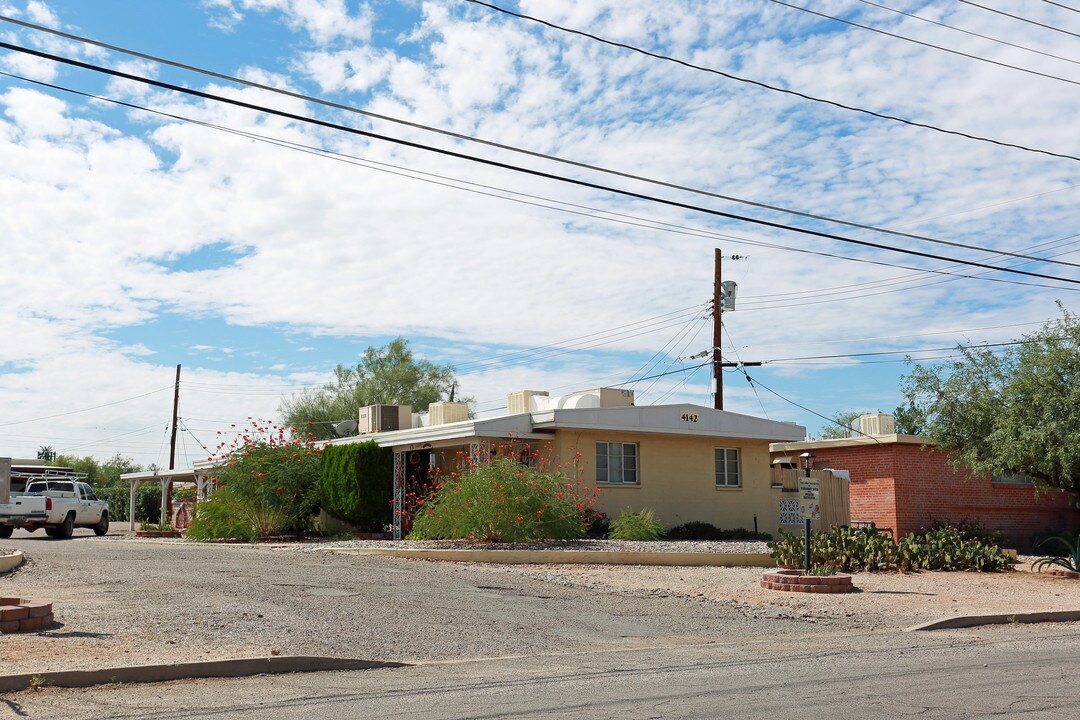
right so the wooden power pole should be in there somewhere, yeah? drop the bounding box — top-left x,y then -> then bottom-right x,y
165,364 -> 181,522
713,249 -> 723,410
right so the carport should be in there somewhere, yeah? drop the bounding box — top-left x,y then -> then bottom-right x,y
119,468 -> 213,531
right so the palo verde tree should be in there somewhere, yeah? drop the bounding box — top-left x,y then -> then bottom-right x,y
280,337 -> 468,440
898,306 -> 1080,496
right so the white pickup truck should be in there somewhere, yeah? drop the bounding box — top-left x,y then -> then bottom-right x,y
0,467 -> 109,539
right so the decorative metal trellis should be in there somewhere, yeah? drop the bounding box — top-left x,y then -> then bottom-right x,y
392,450 -> 405,540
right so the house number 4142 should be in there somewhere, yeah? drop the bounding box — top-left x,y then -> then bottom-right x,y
680,413 -> 699,422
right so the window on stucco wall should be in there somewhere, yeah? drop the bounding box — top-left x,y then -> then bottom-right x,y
715,448 -> 741,488
596,442 -> 638,484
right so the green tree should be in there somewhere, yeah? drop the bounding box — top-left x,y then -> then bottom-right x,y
818,410 -> 870,440
899,307 -> 1080,495
37,445 -> 56,462
280,337 -> 468,440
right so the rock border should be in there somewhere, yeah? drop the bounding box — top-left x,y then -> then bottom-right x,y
331,548 -> 774,567
0,549 -> 24,574
0,597 -> 54,633
1048,569 -> 1080,579
760,568 -> 854,593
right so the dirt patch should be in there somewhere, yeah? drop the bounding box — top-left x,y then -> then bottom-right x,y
503,560 -> 1080,629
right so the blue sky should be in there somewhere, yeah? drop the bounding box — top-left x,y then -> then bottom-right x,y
1,0 -> 1077,467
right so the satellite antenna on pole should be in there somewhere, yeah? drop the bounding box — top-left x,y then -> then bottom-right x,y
333,419 -> 359,437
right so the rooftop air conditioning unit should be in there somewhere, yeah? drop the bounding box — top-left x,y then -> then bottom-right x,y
427,401 -> 469,426
507,390 -> 549,415
858,413 -> 895,437
358,405 -> 412,434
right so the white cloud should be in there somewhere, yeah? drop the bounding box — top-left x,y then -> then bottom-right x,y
1,0 -> 1077,463
205,0 -> 373,43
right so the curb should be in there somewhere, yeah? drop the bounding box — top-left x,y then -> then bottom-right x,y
905,609 -> 1080,632
0,656 -> 407,692
0,550 -> 24,573
330,548 -> 774,567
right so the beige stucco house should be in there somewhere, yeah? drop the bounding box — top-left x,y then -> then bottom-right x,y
328,388 -> 808,538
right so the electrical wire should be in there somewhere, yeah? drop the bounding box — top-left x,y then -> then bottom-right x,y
463,0 -> 1080,163
3,66 -> 1076,302
856,0 -> 1080,66
2,48 -> 1077,287
767,0 -> 1080,85
959,0 -> 1080,39
1041,0 -> 1080,13
3,8 -> 1080,243
737,367 -> 881,441
0,387 -> 174,428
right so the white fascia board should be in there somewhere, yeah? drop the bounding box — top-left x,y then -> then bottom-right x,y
530,404 -> 805,442
120,468 -> 200,482
334,413 -> 544,449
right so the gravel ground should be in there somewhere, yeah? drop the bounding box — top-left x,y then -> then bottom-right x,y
282,538 -> 771,554
3,531 -> 1080,678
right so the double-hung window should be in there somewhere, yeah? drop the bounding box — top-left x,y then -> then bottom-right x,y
596,442 -> 638,485
715,448 -> 741,488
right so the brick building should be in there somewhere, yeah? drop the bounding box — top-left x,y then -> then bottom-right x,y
771,415 -> 1078,551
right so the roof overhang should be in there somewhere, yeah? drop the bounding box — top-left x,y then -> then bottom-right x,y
530,404 -> 806,442
770,434 -> 932,452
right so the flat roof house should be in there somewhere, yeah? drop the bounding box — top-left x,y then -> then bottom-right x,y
771,413 -> 1079,550
329,388 -> 812,538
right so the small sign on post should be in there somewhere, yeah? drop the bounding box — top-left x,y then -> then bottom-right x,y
799,476 -> 820,520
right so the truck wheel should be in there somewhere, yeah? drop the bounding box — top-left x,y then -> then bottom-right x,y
0,527 -> 12,539
93,511 -> 109,536
54,513 -> 75,540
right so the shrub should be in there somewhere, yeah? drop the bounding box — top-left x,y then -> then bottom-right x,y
666,522 -> 772,541
408,456 -> 597,542
319,441 -> 393,532
187,487 -> 257,542
188,420 -> 324,541
768,523 -> 1013,573
583,509 -> 611,539
609,508 -> 665,541
1031,533 -> 1080,573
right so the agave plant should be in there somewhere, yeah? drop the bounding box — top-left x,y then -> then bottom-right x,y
1031,534 -> 1080,573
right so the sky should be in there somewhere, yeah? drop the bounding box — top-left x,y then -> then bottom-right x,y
0,0 -> 1077,469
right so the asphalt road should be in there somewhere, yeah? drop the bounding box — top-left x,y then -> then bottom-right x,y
9,629 -> 1080,719
4,531 -> 1080,718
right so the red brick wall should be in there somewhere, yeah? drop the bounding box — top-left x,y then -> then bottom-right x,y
808,442 -> 1078,550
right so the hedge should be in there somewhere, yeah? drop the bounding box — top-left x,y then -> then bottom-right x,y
319,441 -> 393,532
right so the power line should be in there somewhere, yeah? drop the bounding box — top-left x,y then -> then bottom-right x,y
959,0 -> 1080,39
1041,0 -> 1080,14
0,387 -> 174,428
2,46 -> 1077,287
856,0 -> 1080,66
738,367 -> 881,441
768,0 -> 1080,85
463,0 -> 1080,163
3,9 -> 1080,253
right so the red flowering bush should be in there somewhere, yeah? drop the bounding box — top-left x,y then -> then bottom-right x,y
188,420 -> 323,541
408,454 -> 599,542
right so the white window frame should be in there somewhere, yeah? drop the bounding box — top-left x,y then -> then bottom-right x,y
715,447 -> 741,488
596,442 -> 639,485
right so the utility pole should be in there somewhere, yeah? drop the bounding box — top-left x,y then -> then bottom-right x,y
165,363 -> 181,523
713,249 -> 723,410
168,364 -> 181,471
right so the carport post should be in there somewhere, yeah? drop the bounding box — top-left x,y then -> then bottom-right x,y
129,479 -> 140,531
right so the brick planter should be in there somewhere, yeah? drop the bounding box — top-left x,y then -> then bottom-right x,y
0,598 -> 54,633
761,569 -> 854,593
1048,569 -> 1080,579
135,530 -> 182,538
